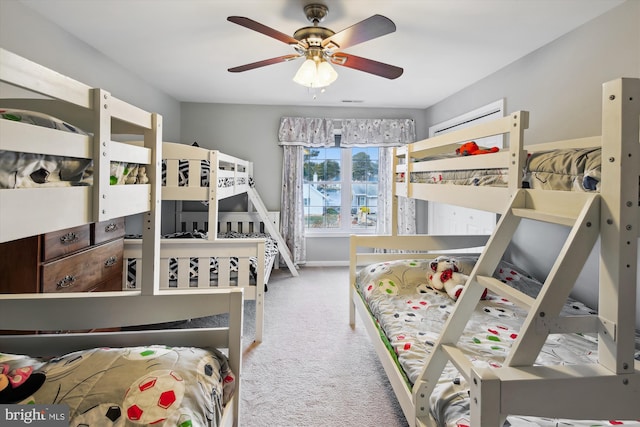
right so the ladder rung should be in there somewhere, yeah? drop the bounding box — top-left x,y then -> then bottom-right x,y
511,208 -> 576,226
441,344 -> 472,382
476,275 -> 535,309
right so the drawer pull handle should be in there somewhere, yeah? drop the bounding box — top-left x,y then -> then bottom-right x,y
104,256 -> 118,267
60,232 -> 79,244
56,275 -> 76,288
104,223 -> 118,233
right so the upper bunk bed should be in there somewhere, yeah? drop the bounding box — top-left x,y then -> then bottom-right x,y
157,140 -> 297,277
0,47 -> 162,293
349,77 -> 640,426
394,110 -> 605,214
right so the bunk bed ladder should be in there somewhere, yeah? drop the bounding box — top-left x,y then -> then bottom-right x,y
414,190 -> 602,425
247,186 -> 299,277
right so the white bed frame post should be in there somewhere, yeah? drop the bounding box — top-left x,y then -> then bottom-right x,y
207,149 -> 220,240
598,77 -> 639,373
247,161 -> 255,213
391,147 -> 400,236
92,88 -> 111,223
140,113 -> 162,295
227,289 -> 244,426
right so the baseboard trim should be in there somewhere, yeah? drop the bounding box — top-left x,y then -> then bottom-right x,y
297,261 -> 349,267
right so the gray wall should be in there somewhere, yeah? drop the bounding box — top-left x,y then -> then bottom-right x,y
423,0 -> 640,328
180,103 -> 425,263
0,1 -> 182,140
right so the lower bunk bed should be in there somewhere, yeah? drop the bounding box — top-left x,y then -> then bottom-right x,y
175,208 -> 283,284
123,211 -> 282,343
0,288 -> 243,427
349,241 -> 640,426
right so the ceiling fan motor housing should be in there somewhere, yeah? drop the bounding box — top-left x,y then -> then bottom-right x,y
293,26 -> 335,46
294,3 -> 335,50
304,4 -> 329,24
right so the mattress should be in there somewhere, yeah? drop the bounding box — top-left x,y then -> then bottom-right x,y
0,345 -> 235,427
355,257 -> 640,427
402,147 -> 603,192
125,230 -> 279,288
0,108 -> 145,188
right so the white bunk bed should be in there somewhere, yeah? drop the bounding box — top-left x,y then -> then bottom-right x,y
349,78 -> 639,426
0,48 -> 242,426
0,47 -> 161,294
175,208 -> 284,284
0,289 -> 243,427
124,142 -> 298,343
161,141 -> 298,280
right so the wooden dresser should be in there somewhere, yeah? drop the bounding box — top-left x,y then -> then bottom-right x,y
0,217 -> 125,294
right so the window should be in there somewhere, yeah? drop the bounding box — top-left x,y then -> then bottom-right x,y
303,138 -> 379,233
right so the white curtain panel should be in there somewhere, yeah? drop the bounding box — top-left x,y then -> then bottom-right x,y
280,145 -> 306,265
377,147 -> 416,237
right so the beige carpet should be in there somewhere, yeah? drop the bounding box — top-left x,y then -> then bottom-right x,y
233,266 -> 407,427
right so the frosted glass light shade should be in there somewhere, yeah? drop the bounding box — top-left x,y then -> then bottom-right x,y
293,58 -> 338,88
316,61 -> 338,87
293,59 -> 319,87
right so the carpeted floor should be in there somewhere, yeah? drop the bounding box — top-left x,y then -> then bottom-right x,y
182,266 -> 408,427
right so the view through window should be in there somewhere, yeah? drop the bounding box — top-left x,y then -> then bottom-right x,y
303,142 -> 378,233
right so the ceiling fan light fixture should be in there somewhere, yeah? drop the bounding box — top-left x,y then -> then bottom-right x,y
316,60 -> 338,86
293,58 -> 318,87
293,57 -> 338,88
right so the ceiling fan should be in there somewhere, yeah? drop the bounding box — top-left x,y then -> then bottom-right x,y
227,3 -> 403,88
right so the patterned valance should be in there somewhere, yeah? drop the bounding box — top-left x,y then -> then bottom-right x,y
278,117 -> 335,147
341,118 -> 416,147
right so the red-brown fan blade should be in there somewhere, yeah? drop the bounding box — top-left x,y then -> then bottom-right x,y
227,16 -> 305,47
322,15 -> 396,50
330,52 -> 403,79
228,54 -> 301,73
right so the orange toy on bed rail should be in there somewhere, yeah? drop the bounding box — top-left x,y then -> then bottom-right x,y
456,141 -> 499,156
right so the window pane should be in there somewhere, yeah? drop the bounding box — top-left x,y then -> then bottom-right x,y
352,149 -> 378,182
304,147 -> 341,181
351,182 -> 378,230
304,183 -> 341,229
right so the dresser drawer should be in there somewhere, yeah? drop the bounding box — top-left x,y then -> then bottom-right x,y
92,217 -> 125,245
41,239 -> 123,293
89,275 -> 124,292
42,225 -> 91,261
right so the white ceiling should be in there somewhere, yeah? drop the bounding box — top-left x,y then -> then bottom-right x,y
20,0 -> 624,109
